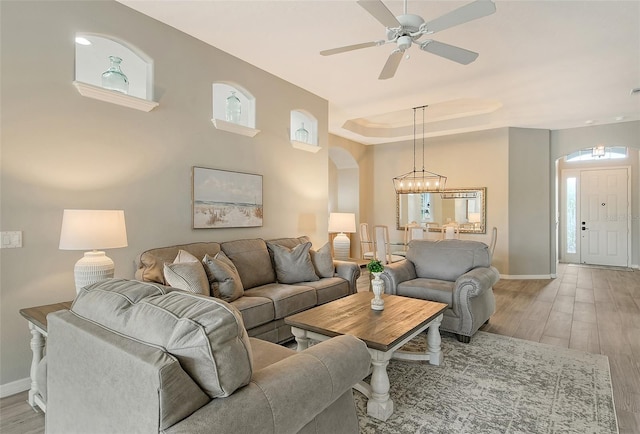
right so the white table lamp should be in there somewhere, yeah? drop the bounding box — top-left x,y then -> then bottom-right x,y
59,209 -> 128,293
328,212 -> 356,260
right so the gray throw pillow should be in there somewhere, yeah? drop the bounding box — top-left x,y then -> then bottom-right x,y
310,242 -> 335,278
267,241 -> 319,284
163,250 -> 209,295
203,251 -> 244,302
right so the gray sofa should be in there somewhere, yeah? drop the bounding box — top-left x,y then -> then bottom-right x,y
45,279 -> 371,434
135,236 -> 360,344
381,239 -> 500,343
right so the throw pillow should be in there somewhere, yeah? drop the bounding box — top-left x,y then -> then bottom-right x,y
310,242 -> 335,278
163,250 -> 209,295
174,249 -> 200,263
203,251 -> 244,302
267,241 -> 319,284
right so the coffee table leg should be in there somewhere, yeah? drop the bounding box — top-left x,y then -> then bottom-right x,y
366,348 -> 394,421
427,314 -> 443,365
290,327 -> 309,352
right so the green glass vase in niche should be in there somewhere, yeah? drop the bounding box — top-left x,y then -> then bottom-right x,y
225,91 -> 242,123
101,56 -> 129,94
295,122 -> 309,143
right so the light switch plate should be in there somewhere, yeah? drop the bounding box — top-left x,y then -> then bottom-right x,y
1,231 -> 22,248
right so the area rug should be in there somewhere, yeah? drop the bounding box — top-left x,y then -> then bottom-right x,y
354,331 -> 618,434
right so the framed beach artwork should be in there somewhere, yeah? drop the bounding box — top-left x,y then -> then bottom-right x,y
192,166 -> 263,229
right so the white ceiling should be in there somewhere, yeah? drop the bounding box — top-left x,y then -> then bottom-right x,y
119,0 -> 640,145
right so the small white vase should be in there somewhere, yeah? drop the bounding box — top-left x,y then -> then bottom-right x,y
371,272 -> 385,311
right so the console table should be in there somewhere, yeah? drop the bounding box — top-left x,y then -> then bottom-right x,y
19,301 -> 73,412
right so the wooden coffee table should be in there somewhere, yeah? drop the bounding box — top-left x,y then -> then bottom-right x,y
285,292 -> 447,421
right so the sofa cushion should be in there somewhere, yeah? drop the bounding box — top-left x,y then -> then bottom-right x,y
397,278 -> 454,307
221,239 -> 276,289
301,278 -> 350,305
230,295 -> 275,330
203,251 -> 244,302
267,241 -> 319,284
72,279 -> 253,399
407,239 -> 491,282
136,242 -> 222,284
163,250 -> 209,295
310,243 -> 335,278
244,283 -> 317,319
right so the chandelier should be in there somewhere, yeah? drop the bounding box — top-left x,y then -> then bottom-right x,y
393,105 -> 447,194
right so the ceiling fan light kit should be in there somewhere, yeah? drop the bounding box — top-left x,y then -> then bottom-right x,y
321,0 -> 496,79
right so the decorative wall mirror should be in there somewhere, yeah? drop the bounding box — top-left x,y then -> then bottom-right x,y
396,187 -> 486,233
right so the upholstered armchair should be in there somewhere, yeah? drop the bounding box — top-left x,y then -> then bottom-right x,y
380,239 -> 499,343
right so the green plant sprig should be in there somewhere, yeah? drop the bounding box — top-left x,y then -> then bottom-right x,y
367,259 -> 384,273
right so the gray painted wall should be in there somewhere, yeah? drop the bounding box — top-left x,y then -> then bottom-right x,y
507,128 -> 552,276
1,1 -> 329,388
371,128 -> 510,272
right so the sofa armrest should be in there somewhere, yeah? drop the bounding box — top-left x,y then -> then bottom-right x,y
454,266 -> 500,299
380,260 -> 417,295
334,260 -> 361,294
166,335 -> 371,434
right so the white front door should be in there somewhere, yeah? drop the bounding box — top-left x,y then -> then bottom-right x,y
580,168 -> 629,266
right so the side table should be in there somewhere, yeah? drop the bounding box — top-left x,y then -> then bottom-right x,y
19,301 -> 72,413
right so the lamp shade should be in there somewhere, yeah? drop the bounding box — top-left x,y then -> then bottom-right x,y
328,213 -> 356,234
59,210 -> 128,250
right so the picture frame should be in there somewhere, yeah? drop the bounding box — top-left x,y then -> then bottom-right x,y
192,166 -> 263,229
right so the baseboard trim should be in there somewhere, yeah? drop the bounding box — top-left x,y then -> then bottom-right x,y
0,377 -> 30,398
499,274 -> 555,280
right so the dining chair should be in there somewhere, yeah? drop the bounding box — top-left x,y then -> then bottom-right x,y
489,226 -> 497,262
441,223 -> 460,239
373,225 -> 405,265
359,223 -> 375,261
395,222 -> 420,257
409,226 -> 425,241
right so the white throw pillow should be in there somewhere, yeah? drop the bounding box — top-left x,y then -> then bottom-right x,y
163,250 -> 209,295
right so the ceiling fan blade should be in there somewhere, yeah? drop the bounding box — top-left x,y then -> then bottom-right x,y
378,50 -> 403,80
320,41 -> 382,56
357,0 -> 401,28
425,0 -> 496,34
420,40 -> 479,65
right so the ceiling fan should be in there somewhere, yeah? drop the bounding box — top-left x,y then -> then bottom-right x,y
320,0 -> 496,80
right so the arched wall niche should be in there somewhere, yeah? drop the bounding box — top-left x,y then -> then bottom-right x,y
290,109 -> 319,152
75,33 -> 153,100
211,82 -> 259,137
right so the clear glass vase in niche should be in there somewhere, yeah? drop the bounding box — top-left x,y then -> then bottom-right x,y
101,56 -> 129,94
295,123 -> 309,143
225,91 -> 242,123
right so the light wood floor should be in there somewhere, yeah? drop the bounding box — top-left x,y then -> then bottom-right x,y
2,263 -> 638,434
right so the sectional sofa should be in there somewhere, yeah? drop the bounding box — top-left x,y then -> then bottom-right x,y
135,236 -> 361,343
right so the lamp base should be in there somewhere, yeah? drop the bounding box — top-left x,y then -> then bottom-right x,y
74,251 -> 114,294
333,232 -> 351,260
